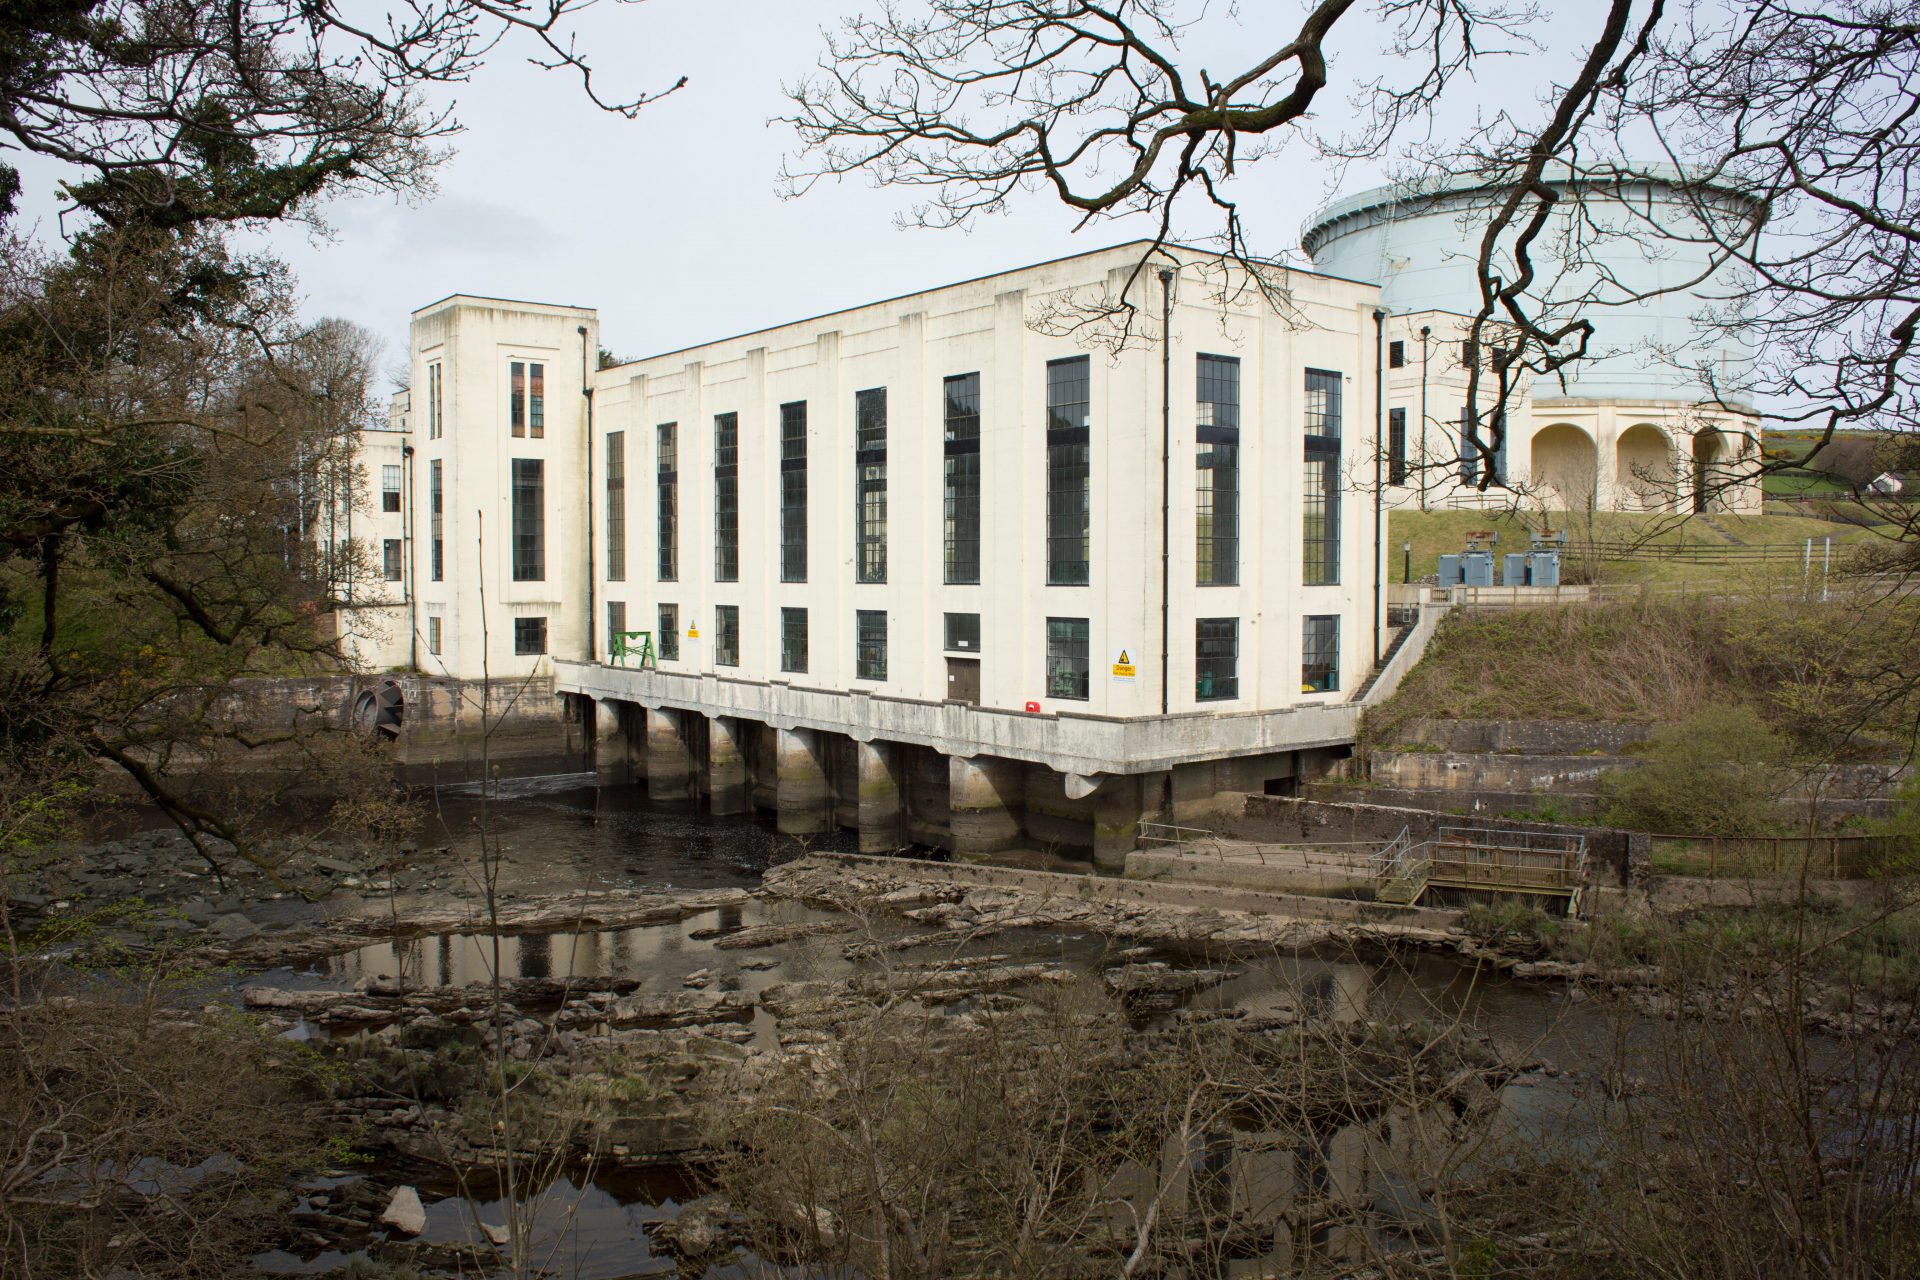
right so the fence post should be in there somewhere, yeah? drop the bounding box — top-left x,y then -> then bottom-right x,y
1710,834 -> 1719,878
1832,836 -> 1840,879
1773,838 -> 1780,874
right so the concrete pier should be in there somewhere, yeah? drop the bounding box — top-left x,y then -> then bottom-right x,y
1092,773 -> 1150,873
775,728 -> 832,835
707,716 -> 748,816
645,707 -> 698,802
592,697 -> 632,786
854,741 -> 905,853
949,754 -> 1024,857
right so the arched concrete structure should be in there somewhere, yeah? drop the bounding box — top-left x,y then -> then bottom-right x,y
1529,423 -> 1598,510
1615,423 -> 1675,511
1692,426 -> 1730,513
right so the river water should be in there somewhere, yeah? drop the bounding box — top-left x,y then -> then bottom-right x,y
253,774 -> 1612,1279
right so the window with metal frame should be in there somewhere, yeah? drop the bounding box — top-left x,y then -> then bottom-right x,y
1389,340 -> 1406,369
605,431 -> 625,582
1458,407 -> 1505,484
855,609 -> 887,681
511,458 -> 544,582
656,423 -> 678,581
607,600 -> 625,657
382,539 -> 402,582
780,401 -> 807,582
427,615 -> 441,656
855,389 -> 887,583
943,373 -> 980,584
1195,617 -> 1238,701
381,464 -> 401,513
714,412 -> 739,582
1388,407 -> 1408,485
944,612 -> 980,653
1196,354 -> 1240,586
427,363 -> 442,439
514,616 -> 547,656
528,362 -> 543,437
1046,358 -> 1091,585
1046,617 -> 1090,700
510,361 -> 525,436
1302,615 -> 1339,693
657,603 -> 679,661
1303,369 -> 1342,586
781,607 -> 808,674
429,459 -> 443,582
714,605 -> 739,667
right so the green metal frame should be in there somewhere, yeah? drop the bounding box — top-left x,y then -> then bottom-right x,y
611,629 -> 656,669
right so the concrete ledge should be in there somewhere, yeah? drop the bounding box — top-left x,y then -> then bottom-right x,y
1123,848 -> 1376,899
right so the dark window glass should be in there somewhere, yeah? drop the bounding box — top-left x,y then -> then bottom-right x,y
856,609 -> 887,681
381,464 -> 401,513
1458,408 -> 1505,484
855,388 -> 887,583
1388,407 -> 1408,485
1046,357 -> 1091,585
429,459 -> 443,582
1303,369 -> 1342,586
514,616 -> 547,656
605,430 -> 625,582
382,538 -> 402,582
427,615 -> 441,655
714,605 -> 739,667
428,363 -> 442,440
528,362 -> 544,438
1196,617 -> 1238,701
1196,354 -> 1239,586
944,612 -> 980,652
943,373 -> 981,584
510,361 -> 526,437
1303,615 -> 1339,693
1046,617 -> 1090,700
780,401 -> 807,582
714,412 -> 739,581
781,607 -> 808,674
607,600 -> 625,657
657,423 -> 678,581
658,604 -> 679,661
1461,339 -> 1476,367
511,458 -> 544,582
1388,340 -> 1406,369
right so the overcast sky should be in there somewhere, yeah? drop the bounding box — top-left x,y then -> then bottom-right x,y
12,0 -> 1585,379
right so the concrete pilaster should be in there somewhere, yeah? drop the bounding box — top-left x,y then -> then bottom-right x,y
948,754 -> 1023,858
645,707 -> 697,802
775,728 -> 831,835
854,741 -> 905,854
707,715 -> 747,816
1092,773 -> 1148,874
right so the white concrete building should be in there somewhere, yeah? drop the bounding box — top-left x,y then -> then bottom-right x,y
1303,166 -> 1764,514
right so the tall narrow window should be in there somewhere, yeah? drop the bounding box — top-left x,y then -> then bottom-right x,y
427,615 -> 442,656
1196,354 -> 1240,586
714,605 -> 739,667
782,607 -> 809,673
657,423 -> 678,581
1303,615 -> 1340,693
381,464 -> 402,513
514,616 -> 547,656
382,539 -> 403,582
1388,408 -> 1408,485
780,401 -> 807,582
510,361 -> 526,437
855,388 -> 888,583
658,604 -> 679,661
943,373 -> 981,584
1196,618 -> 1238,701
1046,617 -> 1090,700
1388,340 -> 1406,369
1303,369 -> 1342,586
511,458 -> 544,582
605,431 -> 625,582
856,610 -> 887,681
1459,408 -> 1480,484
528,362 -> 544,438
607,601 -> 626,657
429,459 -> 444,582
1046,357 -> 1091,585
714,411 -> 739,582
427,363 -> 442,440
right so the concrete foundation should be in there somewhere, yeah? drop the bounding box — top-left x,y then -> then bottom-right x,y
949,754 -> 1025,858
645,707 -> 698,802
855,741 -> 905,854
775,727 -> 832,836
706,716 -> 748,815
1092,773 -> 1152,873
591,697 -> 632,786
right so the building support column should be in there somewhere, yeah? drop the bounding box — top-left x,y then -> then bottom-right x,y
855,741 -> 905,854
707,715 -> 748,816
645,707 -> 697,802
775,728 -> 831,835
592,698 -> 633,786
1092,773 -> 1149,874
949,754 -> 1023,858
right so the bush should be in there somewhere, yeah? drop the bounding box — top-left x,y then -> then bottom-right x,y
1599,704 -> 1791,836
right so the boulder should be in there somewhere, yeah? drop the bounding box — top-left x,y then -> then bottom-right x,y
379,1185 -> 427,1236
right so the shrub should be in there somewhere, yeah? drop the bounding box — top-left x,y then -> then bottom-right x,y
1599,703 -> 1791,836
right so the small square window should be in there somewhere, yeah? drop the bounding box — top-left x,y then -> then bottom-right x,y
944,612 -> 981,652
514,616 -> 547,656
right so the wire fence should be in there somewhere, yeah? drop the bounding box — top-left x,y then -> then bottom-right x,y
1648,831 -> 1896,879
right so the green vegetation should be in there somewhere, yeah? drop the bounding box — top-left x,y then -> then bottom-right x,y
1599,705 -> 1791,836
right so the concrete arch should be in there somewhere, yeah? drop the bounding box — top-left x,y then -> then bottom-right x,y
1529,423 -> 1599,510
1692,426 -> 1730,513
1615,423 -> 1675,511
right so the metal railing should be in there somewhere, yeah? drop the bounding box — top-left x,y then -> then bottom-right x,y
1427,825 -> 1588,893
1367,826 -> 1425,882
1135,821 -> 1218,850
1648,831 -> 1893,879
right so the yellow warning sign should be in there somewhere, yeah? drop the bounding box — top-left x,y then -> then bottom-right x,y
687,625 -> 700,639
1111,647 -> 1136,681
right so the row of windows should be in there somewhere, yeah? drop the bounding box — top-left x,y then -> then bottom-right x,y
1383,408 -> 1514,488
601,605 -> 1339,698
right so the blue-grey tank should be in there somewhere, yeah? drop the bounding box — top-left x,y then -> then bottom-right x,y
1301,165 -> 1758,407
